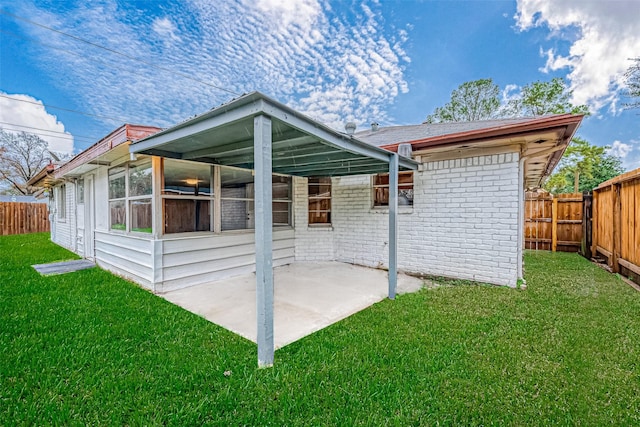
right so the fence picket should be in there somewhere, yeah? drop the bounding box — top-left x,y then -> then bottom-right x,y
592,168 -> 640,284
525,192 -> 583,252
0,202 -> 50,235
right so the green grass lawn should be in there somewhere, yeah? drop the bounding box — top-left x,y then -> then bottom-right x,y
1,233 -> 639,425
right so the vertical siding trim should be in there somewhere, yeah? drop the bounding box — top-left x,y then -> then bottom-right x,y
152,239 -> 163,291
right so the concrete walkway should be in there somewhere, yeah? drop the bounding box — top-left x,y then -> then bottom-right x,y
161,262 -> 423,349
32,259 -> 96,276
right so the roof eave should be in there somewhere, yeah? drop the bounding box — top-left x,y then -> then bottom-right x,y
381,114 -> 585,152
54,124 -> 162,178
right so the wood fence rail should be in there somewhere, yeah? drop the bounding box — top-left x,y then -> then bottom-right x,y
0,202 -> 50,235
525,192 -> 583,252
592,168 -> 640,283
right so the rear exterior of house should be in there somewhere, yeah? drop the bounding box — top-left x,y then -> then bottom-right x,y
46,147 -> 520,290
40,96 -> 582,292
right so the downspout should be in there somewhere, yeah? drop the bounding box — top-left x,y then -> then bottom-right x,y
49,188 -> 55,242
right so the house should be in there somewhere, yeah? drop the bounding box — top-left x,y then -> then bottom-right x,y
29,92 -> 582,366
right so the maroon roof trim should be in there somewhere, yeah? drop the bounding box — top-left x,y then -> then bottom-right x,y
380,114 -> 584,152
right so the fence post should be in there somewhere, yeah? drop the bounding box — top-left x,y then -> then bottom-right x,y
611,183 -> 622,273
551,197 -> 558,252
581,191 -> 592,259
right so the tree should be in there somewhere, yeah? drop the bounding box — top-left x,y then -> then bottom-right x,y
425,78 -> 501,123
543,137 -> 624,194
427,77 -> 589,122
0,129 -> 52,195
623,57 -> 640,110
506,77 -> 590,116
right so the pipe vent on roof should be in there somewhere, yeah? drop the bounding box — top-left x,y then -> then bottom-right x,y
345,122 -> 356,135
398,143 -> 413,158
371,122 -> 379,132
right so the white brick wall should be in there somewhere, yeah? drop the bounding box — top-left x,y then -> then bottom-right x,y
293,176 -> 334,261
296,150 -> 521,287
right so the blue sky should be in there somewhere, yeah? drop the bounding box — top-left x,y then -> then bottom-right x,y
1,0 -> 639,170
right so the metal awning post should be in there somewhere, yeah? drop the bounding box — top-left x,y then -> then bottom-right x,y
254,114 -> 274,368
388,153 -> 398,299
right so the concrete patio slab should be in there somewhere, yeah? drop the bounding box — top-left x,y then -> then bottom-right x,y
161,262 -> 423,349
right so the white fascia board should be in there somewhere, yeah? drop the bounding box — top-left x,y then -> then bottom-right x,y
129,100 -> 264,154
261,99 -> 418,170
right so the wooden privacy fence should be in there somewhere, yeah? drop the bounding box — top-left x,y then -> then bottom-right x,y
592,168 -> 640,282
525,192 -> 583,252
0,202 -> 50,235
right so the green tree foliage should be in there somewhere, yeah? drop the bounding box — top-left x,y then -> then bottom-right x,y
0,129 -> 52,195
543,137 -> 624,194
507,77 -> 590,116
427,77 -> 589,123
425,78 -> 501,123
623,57 -> 640,110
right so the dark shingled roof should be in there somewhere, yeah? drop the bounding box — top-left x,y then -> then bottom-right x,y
355,117 -> 545,147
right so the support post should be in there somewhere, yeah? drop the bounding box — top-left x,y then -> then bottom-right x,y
581,191 -> 592,259
551,197 -> 558,252
612,183 -> 622,273
591,190 -> 598,257
388,153 -> 399,299
254,115 -> 274,368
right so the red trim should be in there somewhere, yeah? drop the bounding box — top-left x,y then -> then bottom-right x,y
55,124 -> 162,178
381,114 -> 584,152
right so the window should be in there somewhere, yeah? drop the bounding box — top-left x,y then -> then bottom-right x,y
220,167 -> 253,231
108,161 -> 152,233
373,171 -> 414,207
159,161 -> 293,234
58,185 -> 66,219
163,159 -> 213,233
77,179 -> 84,204
219,167 -> 292,231
129,162 -> 152,233
272,175 -> 292,226
308,177 -> 331,225
108,166 -> 126,231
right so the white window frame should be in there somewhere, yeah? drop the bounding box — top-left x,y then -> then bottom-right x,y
57,184 -> 66,220
372,171 -> 414,207
108,160 -> 153,234
308,177 -> 331,226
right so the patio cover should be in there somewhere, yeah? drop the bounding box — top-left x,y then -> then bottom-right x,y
129,91 -> 418,367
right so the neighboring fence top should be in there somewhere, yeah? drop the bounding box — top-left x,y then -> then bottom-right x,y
0,195 -> 48,203
525,191 -> 582,200
595,167 -> 640,190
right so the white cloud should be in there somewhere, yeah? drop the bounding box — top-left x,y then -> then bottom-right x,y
0,93 -> 74,154
13,0 -> 409,132
615,138 -> 640,171
252,0 -> 321,29
152,17 -> 181,43
501,84 -> 520,103
607,140 -> 631,159
515,0 -> 640,113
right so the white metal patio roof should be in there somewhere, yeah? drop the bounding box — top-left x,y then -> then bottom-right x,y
129,91 -> 418,176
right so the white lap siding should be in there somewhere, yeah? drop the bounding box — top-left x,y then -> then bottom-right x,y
52,182 -> 76,252
157,229 -> 295,292
94,230 -> 154,288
